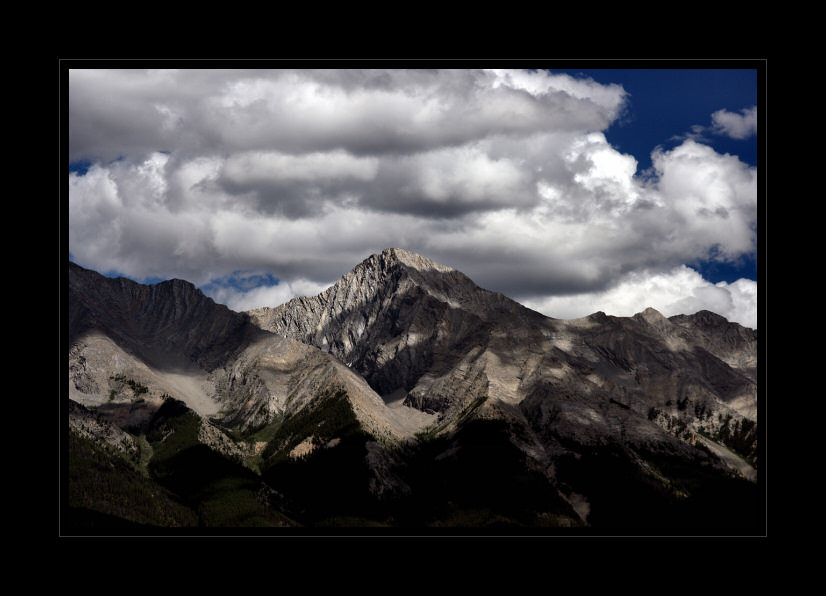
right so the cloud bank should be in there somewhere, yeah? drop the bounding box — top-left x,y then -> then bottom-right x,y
68,68 -> 759,328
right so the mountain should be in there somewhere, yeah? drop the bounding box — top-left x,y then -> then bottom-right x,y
69,261 -> 419,441
65,250 -> 762,533
68,261 -> 422,527
249,248 -> 757,463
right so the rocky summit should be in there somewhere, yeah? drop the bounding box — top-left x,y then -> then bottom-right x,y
65,249 -> 762,533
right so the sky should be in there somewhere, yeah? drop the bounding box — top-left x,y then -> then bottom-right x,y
66,64 -> 762,329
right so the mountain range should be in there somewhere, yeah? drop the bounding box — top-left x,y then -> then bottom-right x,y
65,248 -> 762,534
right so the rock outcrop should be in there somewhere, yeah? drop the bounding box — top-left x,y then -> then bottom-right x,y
68,398 -> 140,458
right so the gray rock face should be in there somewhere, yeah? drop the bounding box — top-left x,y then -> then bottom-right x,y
668,310 -> 758,379
68,398 -> 139,458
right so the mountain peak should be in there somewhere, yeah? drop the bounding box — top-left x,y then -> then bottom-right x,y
377,248 -> 455,274
633,306 -> 667,324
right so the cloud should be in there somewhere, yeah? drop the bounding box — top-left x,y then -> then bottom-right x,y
68,68 -> 758,328
360,144 -> 538,217
216,150 -> 380,218
648,139 -> 757,261
204,275 -> 330,313
69,69 -> 627,163
711,106 -> 758,140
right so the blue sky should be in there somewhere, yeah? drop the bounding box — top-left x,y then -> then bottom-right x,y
67,64 -> 761,327
557,69 -> 758,169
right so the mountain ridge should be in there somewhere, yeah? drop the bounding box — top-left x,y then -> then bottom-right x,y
68,259 -> 428,443
66,249 -> 761,531
247,248 -> 757,442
